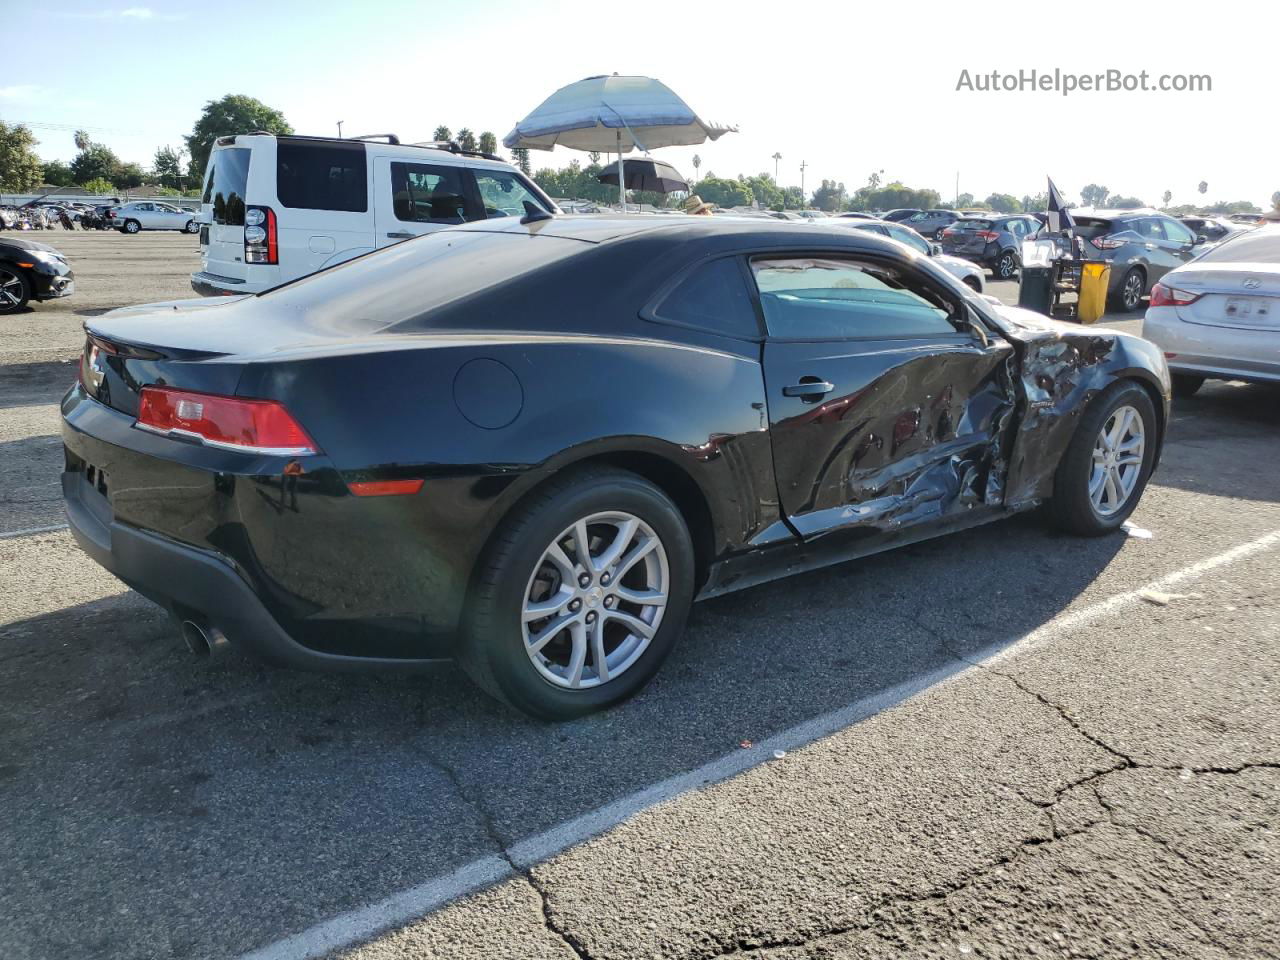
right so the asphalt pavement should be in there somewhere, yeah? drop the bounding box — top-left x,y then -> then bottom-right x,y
0,230 -> 1275,960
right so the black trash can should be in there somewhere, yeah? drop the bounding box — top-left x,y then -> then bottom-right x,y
1018,265 -> 1054,316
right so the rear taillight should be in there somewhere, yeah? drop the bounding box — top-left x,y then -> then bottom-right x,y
244,206 -> 277,265
1090,235 -> 1125,250
975,230 -> 999,241
941,227 -> 956,237
1149,283 -> 1201,308
136,386 -> 316,456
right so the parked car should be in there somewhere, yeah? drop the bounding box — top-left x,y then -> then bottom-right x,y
192,133 -> 558,296
901,209 -> 962,240
1227,213 -> 1265,225
881,208 -> 922,223
821,216 -> 986,292
1179,216 -> 1246,244
836,211 -> 879,220
939,214 -> 1042,280
1143,227 -> 1280,397
63,216 -> 1168,718
1070,210 -> 1205,311
112,201 -> 201,235
0,236 -> 75,313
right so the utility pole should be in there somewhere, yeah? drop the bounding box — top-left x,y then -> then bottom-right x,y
799,160 -> 807,206
772,152 -> 782,181
955,171 -> 959,207
337,121 -> 344,138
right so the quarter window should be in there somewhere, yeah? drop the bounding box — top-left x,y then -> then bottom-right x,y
389,162 -> 475,224
276,141 -> 367,213
751,258 -> 959,340
651,258 -> 759,338
1161,218 -> 1194,244
474,170 -> 549,219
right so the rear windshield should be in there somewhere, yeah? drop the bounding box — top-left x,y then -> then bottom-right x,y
954,219 -> 993,228
1196,229 -> 1280,264
204,147 -> 250,226
276,140 -> 367,213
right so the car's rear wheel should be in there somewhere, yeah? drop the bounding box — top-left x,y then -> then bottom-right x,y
995,251 -> 1019,280
0,265 -> 31,313
1113,267 -> 1145,312
123,219 -> 140,234
185,220 -> 199,234
459,466 -> 695,719
1047,381 -> 1157,535
1171,373 -> 1204,398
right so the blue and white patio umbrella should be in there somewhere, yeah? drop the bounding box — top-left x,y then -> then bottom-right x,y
503,74 -> 736,211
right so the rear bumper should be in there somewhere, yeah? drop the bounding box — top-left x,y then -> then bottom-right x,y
191,270 -> 257,297
1143,306 -> 1280,382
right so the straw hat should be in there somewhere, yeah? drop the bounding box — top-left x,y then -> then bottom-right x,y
681,194 -> 714,215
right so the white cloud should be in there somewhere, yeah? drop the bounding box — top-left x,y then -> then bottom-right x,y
0,85 -> 42,100
59,7 -> 183,20
120,7 -> 154,18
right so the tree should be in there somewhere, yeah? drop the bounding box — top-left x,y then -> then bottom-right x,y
691,175 -> 752,209
1021,192 -> 1048,212
73,129 -> 91,152
153,146 -> 187,189
1271,191 -> 1280,211
71,142 -> 121,186
42,159 -> 75,186
81,176 -> 116,195
456,128 -> 477,152
811,179 -> 847,212
868,170 -> 882,191
478,131 -> 497,155
588,151 -> 601,164
116,161 -> 145,189
985,193 -> 1022,213
1162,190 -> 1173,207
1198,180 -> 1208,196
1108,196 -> 1146,210
743,172 -> 782,209
1080,183 -> 1109,207
185,94 -> 292,181
781,185 -> 804,209
511,147 -> 531,175
849,181 -> 941,212
955,192 -> 975,208
691,154 -> 701,183
432,125 -> 452,142
0,120 -> 44,191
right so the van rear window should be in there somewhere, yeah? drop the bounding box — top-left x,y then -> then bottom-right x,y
206,147 -> 250,226
276,140 -> 367,213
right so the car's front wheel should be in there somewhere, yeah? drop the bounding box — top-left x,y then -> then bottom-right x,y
0,265 -> 31,312
460,466 -> 695,719
185,220 -> 199,234
1047,381 -> 1157,535
1113,267 -> 1145,312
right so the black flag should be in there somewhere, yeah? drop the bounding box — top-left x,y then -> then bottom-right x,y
1047,177 -> 1075,233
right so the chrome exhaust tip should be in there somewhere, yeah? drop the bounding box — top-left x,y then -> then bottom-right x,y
180,619 -> 231,658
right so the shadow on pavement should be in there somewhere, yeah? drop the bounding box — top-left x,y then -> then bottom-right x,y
0,361 -> 76,409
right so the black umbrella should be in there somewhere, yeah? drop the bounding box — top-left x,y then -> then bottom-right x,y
596,158 -> 688,194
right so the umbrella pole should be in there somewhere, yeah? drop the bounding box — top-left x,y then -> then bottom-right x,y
617,131 -> 625,214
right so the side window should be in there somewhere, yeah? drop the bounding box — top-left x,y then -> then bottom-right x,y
473,170 -> 549,219
887,224 -> 930,255
650,257 -> 759,339
751,257 -> 959,340
135,203 -> 153,212
276,141 -> 368,213
1161,218 -> 1194,244
389,162 -> 475,224
1006,219 -> 1025,238
1132,218 -> 1163,239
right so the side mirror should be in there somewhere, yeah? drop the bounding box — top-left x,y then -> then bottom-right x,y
929,242 -> 942,256
1195,234 -> 1208,245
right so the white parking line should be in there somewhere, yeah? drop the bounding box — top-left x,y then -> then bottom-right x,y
0,523 -> 68,541
235,527 -> 1280,960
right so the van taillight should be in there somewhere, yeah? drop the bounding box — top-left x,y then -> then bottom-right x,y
136,386 -> 316,456
244,206 -> 278,265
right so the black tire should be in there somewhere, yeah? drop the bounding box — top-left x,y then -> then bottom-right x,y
458,466 -> 695,720
1112,267 -> 1145,312
995,250 -> 1019,280
1171,373 -> 1204,398
123,219 -> 141,235
1046,380 -> 1158,536
0,265 -> 31,313
184,220 -> 199,234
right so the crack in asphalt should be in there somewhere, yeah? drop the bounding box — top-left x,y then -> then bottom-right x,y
415,745 -> 595,960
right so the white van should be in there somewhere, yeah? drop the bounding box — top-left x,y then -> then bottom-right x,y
191,134 -> 559,296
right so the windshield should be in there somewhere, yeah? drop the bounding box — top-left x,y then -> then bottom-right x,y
1195,228 -> 1280,264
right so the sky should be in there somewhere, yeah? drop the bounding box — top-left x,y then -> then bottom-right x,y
5,0 -> 1274,209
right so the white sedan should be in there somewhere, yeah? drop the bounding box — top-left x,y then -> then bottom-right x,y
111,201 -> 200,235
819,217 -> 986,292
1143,226 -> 1280,396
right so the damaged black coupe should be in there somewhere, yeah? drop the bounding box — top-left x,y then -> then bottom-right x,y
61,217 -> 1170,718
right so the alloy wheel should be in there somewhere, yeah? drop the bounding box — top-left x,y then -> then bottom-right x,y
998,253 -> 1016,279
521,511 -> 669,690
0,269 -> 24,310
1122,271 -> 1143,309
1089,405 -> 1145,517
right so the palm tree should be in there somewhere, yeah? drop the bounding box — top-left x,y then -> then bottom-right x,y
691,154 -> 701,184
478,131 -> 497,155
432,125 -> 451,142
74,129 -> 91,151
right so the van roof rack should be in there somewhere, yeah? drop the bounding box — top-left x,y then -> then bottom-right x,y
222,132 -> 503,162
410,140 -> 504,162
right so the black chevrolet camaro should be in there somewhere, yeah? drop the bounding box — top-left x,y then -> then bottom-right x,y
61,216 -> 1170,718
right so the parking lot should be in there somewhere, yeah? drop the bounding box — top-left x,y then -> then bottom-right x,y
2,231 -> 1277,959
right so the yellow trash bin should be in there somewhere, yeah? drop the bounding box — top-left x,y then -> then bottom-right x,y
1078,262 -> 1111,324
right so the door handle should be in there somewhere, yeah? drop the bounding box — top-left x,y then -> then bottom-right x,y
782,380 -> 834,399
386,231 -> 415,239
